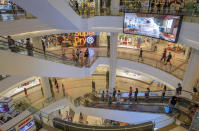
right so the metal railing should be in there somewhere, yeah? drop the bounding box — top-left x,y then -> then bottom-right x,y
67,0 -> 199,24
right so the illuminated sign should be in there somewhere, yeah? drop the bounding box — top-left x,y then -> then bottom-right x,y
74,32 -> 95,46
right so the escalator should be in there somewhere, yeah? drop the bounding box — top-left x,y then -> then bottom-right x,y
77,91 -> 196,129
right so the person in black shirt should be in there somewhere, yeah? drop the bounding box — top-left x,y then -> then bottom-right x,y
26,38 -> 33,56
163,2 -> 167,14
7,36 -> 16,52
134,88 -> 138,103
112,88 -> 116,100
75,1 -> 80,14
169,96 -> 177,113
157,2 -> 161,14
178,83 -> 182,95
138,48 -> 144,61
161,85 -> 167,102
165,52 -> 172,65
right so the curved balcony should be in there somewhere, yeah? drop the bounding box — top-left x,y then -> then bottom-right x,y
0,35 -> 187,80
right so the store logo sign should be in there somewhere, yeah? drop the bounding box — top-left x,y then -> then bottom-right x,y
74,32 -> 95,46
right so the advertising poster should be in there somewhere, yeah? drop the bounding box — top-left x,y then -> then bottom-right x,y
123,13 -> 182,42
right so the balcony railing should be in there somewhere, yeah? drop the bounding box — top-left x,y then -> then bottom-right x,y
67,0 -> 199,24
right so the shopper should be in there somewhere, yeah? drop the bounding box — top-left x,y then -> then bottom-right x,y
79,51 -> 83,65
62,84 -> 65,96
76,48 -> 80,63
150,0 -> 155,13
84,48 -> 90,65
75,1 -> 80,14
113,88 -> 116,101
137,1 -> 142,12
7,36 -> 16,52
134,88 -> 138,103
161,85 -> 167,102
145,88 -> 150,101
117,90 -> 121,104
157,2 -> 161,14
192,88 -> 199,103
41,39 -> 46,55
165,52 -> 172,65
56,83 -> 59,93
129,87 -> 133,101
169,96 -> 178,113
160,49 -> 167,62
138,48 -> 143,61
163,2 -> 167,14
26,38 -> 34,56
24,88 -> 28,97
108,96 -> 112,105
101,90 -> 105,101
178,83 -> 182,95
54,78 -> 58,86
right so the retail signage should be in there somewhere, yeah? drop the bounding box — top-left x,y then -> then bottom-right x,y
16,116 -> 34,130
74,32 -> 95,46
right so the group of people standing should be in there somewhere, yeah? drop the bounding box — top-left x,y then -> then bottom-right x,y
101,88 -> 122,104
72,48 -> 90,65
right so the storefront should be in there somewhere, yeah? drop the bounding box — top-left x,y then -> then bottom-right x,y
118,33 -> 157,50
1,77 -> 41,97
117,33 -> 189,60
40,32 -> 98,49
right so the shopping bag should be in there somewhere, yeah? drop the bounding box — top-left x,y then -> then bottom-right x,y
164,106 -> 170,114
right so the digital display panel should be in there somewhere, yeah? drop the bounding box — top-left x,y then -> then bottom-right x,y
123,13 -> 182,42
18,120 -> 35,131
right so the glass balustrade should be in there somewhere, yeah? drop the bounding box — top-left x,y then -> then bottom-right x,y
66,0 -> 199,24
0,8 -> 36,22
0,35 -> 187,79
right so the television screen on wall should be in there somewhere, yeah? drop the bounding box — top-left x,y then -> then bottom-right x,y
123,13 -> 182,43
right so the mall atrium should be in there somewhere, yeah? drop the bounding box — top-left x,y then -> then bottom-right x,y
0,0 -> 199,131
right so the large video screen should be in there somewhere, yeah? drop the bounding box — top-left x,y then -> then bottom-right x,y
123,13 -> 182,42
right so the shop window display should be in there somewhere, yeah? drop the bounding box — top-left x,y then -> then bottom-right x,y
118,33 -> 189,60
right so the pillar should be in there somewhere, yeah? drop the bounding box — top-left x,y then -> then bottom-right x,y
109,33 -> 118,93
110,0 -> 120,15
32,36 -> 42,50
40,77 -> 52,99
182,49 -> 199,99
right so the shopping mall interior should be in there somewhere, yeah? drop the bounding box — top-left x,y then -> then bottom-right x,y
0,0 -> 199,131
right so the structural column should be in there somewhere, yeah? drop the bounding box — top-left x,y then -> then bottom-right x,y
40,77 -> 52,99
32,36 -> 43,50
109,33 -> 118,93
110,0 -> 120,16
182,49 -> 199,99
